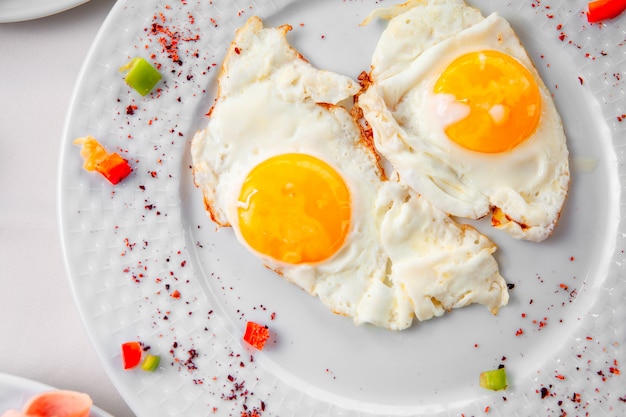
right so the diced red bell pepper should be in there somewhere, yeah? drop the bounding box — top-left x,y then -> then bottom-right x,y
587,0 -> 626,22
243,321 -> 270,350
121,341 -> 143,370
96,153 -> 132,185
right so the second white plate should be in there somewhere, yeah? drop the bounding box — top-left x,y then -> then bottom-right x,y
0,0 -> 90,23
0,373 -> 113,417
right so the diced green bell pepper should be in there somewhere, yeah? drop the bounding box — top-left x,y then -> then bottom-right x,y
119,57 -> 162,96
479,367 -> 508,391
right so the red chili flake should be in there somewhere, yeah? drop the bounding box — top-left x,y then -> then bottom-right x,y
185,348 -> 199,370
609,367 -> 621,375
171,290 -> 181,299
618,114 -> 626,122
540,387 -> 550,398
270,312 -> 276,320
515,328 -> 524,336
148,16 -> 200,65
578,77 -> 584,85
558,32 -> 567,41
571,393 -> 581,403
484,406 -> 490,413
126,104 -> 138,115
234,47 -> 241,54
555,374 -> 565,380
241,410 -> 263,417
570,256 -> 575,261
559,283 -> 569,290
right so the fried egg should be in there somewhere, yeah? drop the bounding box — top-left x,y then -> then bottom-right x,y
358,0 -> 570,242
191,16 -> 508,330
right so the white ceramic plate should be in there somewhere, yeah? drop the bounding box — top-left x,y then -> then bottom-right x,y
0,373 -> 114,417
0,0 -> 90,23
59,1 -> 626,416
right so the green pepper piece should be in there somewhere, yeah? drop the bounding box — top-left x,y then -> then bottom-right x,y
479,367 -> 508,391
141,354 -> 161,372
119,57 -> 162,96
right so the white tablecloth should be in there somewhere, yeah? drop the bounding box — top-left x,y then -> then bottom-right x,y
0,1 -> 135,416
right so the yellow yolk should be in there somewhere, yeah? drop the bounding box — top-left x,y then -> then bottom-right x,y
237,153 -> 351,264
433,50 -> 541,153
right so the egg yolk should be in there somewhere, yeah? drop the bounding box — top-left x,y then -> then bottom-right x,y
433,50 -> 542,153
237,153 -> 351,264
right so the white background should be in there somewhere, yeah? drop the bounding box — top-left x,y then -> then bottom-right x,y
0,1 -> 134,416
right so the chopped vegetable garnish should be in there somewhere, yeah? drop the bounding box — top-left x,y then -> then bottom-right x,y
141,354 -> 161,372
74,136 -> 132,185
587,0 -> 626,22
243,321 -> 270,350
479,367 -> 508,391
121,341 -> 142,370
119,57 -> 162,96
96,153 -> 132,184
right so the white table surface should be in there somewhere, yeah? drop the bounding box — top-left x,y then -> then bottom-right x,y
0,1 -> 135,416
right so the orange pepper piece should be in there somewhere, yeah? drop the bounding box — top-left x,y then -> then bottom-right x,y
74,136 -> 131,185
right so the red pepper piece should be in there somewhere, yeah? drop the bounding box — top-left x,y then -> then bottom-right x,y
74,136 -> 132,185
587,0 -> 626,22
96,153 -> 132,185
243,321 -> 270,350
121,341 -> 142,370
